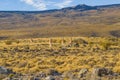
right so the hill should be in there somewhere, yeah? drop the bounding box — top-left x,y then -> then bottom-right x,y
0,4 -> 120,39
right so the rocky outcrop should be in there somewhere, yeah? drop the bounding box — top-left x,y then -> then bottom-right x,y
91,68 -> 116,80
45,76 -> 55,80
46,69 -> 61,76
78,68 -> 88,78
1,67 -> 120,80
0,66 -> 13,74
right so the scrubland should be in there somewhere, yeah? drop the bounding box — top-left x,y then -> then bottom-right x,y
0,37 -> 120,80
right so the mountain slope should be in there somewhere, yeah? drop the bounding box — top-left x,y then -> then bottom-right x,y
0,4 -> 120,39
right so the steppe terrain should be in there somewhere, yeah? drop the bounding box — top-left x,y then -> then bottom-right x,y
0,37 -> 120,80
0,4 -> 120,80
0,4 -> 120,39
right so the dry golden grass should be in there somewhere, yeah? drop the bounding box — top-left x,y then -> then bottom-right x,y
0,37 -> 120,74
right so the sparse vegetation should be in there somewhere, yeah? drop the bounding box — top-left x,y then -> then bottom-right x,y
0,37 -> 120,80
0,4 -> 120,80
0,4 -> 120,39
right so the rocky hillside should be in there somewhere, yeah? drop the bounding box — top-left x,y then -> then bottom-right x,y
0,4 -> 120,39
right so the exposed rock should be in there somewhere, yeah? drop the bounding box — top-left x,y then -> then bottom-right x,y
91,68 -> 114,80
46,69 -> 60,76
97,68 -> 113,76
62,71 -> 75,79
78,68 -> 88,78
45,76 -> 55,80
36,72 -> 46,78
0,66 -> 13,74
2,77 -> 11,80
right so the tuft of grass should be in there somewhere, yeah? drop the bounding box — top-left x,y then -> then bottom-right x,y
5,40 -> 13,45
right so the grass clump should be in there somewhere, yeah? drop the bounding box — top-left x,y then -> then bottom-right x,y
5,40 -> 13,45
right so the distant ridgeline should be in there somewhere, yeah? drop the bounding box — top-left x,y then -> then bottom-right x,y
0,4 -> 120,39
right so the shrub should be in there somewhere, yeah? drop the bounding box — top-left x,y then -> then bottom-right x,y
15,40 -> 20,44
100,41 -> 111,50
5,40 -> 12,45
8,74 -> 15,78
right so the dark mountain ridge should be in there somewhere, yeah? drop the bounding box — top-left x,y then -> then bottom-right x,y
0,4 -> 120,14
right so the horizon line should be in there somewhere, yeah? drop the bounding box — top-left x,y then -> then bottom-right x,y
0,3 -> 119,12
